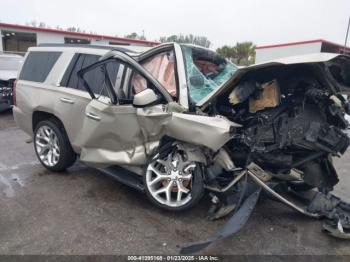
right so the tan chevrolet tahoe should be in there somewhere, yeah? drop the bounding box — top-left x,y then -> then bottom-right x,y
13,43 -> 237,211
13,43 -> 350,247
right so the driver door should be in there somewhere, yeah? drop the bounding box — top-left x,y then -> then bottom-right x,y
76,52 -> 173,166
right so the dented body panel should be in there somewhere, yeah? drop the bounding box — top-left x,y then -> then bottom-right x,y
79,101 -> 238,166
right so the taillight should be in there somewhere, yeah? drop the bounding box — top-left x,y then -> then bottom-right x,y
12,80 -> 17,106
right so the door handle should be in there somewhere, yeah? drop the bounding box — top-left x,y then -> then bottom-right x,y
60,97 -> 74,104
86,112 -> 101,121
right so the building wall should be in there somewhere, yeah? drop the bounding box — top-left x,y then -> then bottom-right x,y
0,25 -> 154,53
90,38 -> 109,45
0,27 -> 37,53
0,30 -> 3,52
256,42 -> 322,63
37,31 -> 64,44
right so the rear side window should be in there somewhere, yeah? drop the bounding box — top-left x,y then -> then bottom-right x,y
61,54 -> 99,90
19,51 -> 61,82
64,54 -> 100,90
61,53 -> 119,93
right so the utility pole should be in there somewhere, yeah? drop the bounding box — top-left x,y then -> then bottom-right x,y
344,17 -> 350,53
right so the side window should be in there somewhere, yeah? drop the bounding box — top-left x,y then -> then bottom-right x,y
83,59 -> 120,95
61,54 -> 120,95
19,51 -> 61,82
61,54 -> 99,90
60,53 -> 85,89
81,60 -> 122,104
140,50 -> 177,97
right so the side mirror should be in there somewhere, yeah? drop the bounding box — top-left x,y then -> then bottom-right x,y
133,89 -> 158,107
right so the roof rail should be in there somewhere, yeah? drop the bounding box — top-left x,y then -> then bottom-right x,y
37,43 -> 137,53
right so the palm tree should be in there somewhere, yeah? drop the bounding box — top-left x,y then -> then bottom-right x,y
233,42 -> 256,65
216,45 -> 235,62
217,42 -> 256,65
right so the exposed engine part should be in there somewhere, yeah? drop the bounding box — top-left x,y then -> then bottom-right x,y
228,80 -> 257,105
204,170 -> 245,193
218,73 -> 350,190
249,79 -> 280,113
247,169 -> 319,218
213,148 -> 236,171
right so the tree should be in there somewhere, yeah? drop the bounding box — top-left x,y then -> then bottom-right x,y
125,32 -> 146,40
216,42 -> 256,65
159,34 -> 211,48
66,27 -> 77,32
233,42 -> 256,65
25,20 -> 37,27
216,45 -> 235,61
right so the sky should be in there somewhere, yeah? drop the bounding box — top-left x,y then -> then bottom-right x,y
0,0 -> 349,49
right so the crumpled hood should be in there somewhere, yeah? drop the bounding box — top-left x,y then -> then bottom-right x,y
0,70 -> 18,81
197,53 -> 350,108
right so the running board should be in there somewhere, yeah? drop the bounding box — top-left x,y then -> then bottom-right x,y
97,166 -> 145,192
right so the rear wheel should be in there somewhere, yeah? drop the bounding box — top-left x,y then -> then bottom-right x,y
144,149 -> 204,211
34,119 -> 76,172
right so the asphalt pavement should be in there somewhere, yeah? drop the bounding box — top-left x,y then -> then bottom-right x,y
1,109 -> 350,255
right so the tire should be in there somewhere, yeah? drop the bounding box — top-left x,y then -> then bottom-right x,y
34,118 -> 76,172
143,150 -> 204,212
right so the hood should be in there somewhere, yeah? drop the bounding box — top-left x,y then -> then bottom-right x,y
0,70 -> 18,81
197,53 -> 350,109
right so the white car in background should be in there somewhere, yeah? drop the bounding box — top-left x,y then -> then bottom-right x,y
0,53 -> 23,112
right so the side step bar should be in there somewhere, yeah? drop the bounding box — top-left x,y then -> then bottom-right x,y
97,166 -> 145,192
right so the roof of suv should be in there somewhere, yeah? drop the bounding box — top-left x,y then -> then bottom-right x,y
31,44 -> 153,56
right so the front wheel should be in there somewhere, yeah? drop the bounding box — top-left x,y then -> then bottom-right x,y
144,149 -> 204,211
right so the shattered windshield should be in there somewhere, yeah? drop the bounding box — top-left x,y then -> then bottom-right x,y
181,45 -> 237,103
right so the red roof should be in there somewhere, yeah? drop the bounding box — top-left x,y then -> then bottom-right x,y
256,39 -> 350,51
0,22 -> 159,46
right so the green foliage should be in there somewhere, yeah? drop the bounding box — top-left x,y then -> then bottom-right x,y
216,45 -> 235,61
125,32 -> 146,40
216,42 -> 256,65
159,34 -> 211,48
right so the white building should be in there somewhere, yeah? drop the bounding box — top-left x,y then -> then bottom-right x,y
0,22 -> 158,55
256,39 -> 350,63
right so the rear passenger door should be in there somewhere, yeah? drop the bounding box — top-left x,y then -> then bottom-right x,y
56,53 -> 121,154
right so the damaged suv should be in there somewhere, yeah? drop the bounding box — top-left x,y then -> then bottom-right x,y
0,53 -> 23,112
14,43 -> 350,252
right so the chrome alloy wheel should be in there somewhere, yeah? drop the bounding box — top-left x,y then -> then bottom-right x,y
146,153 -> 196,208
35,126 -> 60,167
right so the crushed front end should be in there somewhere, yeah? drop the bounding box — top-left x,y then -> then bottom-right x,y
181,54 -> 350,253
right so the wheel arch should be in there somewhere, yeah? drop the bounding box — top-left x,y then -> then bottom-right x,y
32,111 -> 73,149
32,111 -> 63,131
